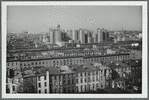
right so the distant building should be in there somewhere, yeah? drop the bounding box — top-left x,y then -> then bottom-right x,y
49,29 -> 54,44
79,29 -> 85,44
72,30 -> 77,40
97,28 -> 103,43
117,35 -> 122,41
67,30 -> 73,40
93,32 -> 98,43
129,49 -> 142,59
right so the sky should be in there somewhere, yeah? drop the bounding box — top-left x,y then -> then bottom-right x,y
7,6 -> 142,33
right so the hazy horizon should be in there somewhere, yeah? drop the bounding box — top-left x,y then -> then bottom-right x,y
7,6 -> 142,33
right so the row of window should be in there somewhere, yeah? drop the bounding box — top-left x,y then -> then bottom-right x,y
50,83 -> 105,93
38,76 -> 46,81
8,54 -> 130,67
38,82 -> 47,88
53,75 -> 105,85
116,67 -> 131,72
132,67 -> 141,70
7,62 -> 18,66
52,70 -> 107,81
77,83 -> 104,92
39,89 -> 47,93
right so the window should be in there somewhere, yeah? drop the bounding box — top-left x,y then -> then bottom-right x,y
76,86 -> 78,92
93,83 -> 95,90
80,78 -> 82,83
68,80 -> 70,85
13,86 -> 15,91
96,71 -> 98,75
84,78 -> 86,83
44,82 -> 47,87
88,77 -> 91,82
38,76 -> 41,81
96,76 -> 98,81
85,85 -> 86,91
96,83 -> 98,88
80,73 -> 82,77
44,76 -> 46,80
92,72 -> 94,76
88,72 -> 90,76
101,70 -> 103,74
63,80 -> 66,85
89,84 -> 91,90
39,83 -> 41,87
76,79 -> 78,84
45,89 -> 47,93
6,78 -> 8,83
101,84 -> 103,88
81,85 -> 83,92
39,90 -> 41,93
92,77 -> 95,82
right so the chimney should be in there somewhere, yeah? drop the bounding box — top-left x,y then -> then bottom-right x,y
33,70 -> 36,74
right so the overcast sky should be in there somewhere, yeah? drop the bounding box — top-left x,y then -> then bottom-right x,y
7,6 -> 142,33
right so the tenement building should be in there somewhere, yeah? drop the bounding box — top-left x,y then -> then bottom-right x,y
11,62 -> 112,93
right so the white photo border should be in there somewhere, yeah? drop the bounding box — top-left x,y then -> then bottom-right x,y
1,1 -> 148,98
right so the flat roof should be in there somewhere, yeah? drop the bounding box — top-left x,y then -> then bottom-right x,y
108,61 -> 131,69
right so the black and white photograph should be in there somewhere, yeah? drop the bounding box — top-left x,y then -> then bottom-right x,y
1,1 -> 148,98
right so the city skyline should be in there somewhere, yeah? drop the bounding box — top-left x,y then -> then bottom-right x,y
7,6 -> 142,33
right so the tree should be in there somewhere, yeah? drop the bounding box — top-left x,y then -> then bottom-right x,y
17,80 -> 37,93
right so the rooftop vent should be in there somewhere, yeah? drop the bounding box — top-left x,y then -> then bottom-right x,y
135,60 -> 139,63
116,63 -> 120,66
33,70 -> 36,74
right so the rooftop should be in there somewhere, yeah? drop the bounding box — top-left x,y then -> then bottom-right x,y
108,61 -> 131,69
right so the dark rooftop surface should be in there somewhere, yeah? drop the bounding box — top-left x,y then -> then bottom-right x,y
71,63 -> 99,73
123,59 -> 142,67
108,61 -> 131,69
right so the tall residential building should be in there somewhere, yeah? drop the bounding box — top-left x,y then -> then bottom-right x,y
97,28 -> 103,43
106,31 -> 109,41
91,37 -> 94,43
48,25 -> 62,44
93,32 -> 98,43
85,29 -> 88,43
49,29 -> 54,44
76,30 -> 79,40
67,30 -> 73,40
72,30 -> 77,40
104,30 -> 107,41
79,29 -> 85,44
88,37 -> 91,43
